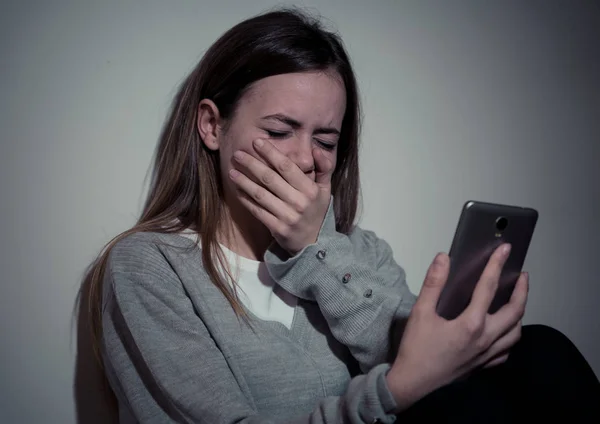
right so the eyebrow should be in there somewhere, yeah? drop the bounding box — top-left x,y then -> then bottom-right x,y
260,113 -> 340,136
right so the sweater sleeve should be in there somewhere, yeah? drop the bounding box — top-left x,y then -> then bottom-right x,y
264,198 -> 417,372
101,235 -> 400,424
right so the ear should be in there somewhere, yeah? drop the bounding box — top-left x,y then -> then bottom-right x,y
197,99 -> 222,151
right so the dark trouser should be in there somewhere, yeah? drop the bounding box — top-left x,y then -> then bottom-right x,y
399,325 -> 600,423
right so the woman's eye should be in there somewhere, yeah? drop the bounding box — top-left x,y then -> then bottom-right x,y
316,140 -> 336,151
265,130 -> 290,139
264,129 -> 335,151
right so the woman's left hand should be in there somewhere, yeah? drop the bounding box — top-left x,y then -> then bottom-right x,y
229,138 -> 334,255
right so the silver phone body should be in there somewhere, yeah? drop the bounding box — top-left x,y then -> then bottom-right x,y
436,201 -> 538,320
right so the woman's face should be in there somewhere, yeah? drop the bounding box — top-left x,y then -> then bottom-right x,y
205,71 -> 347,213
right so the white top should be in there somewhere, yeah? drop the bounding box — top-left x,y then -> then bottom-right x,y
179,232 -> 297,329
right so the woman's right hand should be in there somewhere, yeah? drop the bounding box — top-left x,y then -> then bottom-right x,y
385,244 -> 529,412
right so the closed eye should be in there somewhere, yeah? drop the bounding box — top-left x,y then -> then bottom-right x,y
316,140 -> 336,151
265,129 -> 336,151
265,130 -> 290,139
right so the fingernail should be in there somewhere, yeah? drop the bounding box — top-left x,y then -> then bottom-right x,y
502,244 -> 512,256
433,252 -> 446,268
229,169 -> 240,178
254,138 -> 264,148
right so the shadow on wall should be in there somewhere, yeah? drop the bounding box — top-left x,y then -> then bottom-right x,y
73,268 -> 119,424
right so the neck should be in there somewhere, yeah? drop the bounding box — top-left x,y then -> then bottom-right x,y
218,196 -> 273,261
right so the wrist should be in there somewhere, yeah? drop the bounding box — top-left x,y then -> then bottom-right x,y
385,362 -> 429,413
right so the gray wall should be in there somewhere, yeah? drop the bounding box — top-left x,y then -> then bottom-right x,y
1,1 -> 598,422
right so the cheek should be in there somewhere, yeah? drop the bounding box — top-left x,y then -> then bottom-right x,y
219,130 -> 256,168
327,148 -> 339,169
269,141 -> 295,157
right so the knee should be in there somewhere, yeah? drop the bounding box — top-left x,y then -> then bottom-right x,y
516,324 -> 599,391
522,324 -> 568,341
520,324 -> 578,356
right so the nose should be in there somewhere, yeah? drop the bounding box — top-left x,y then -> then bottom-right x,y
289,135 -> 315,175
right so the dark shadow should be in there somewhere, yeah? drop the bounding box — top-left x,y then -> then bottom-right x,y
73,268 -> 119,424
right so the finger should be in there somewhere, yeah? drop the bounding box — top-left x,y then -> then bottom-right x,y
233,149 -> 303,207
483,352 -> 509,369
485,272 -> 529,338
510,271 -> 529,308
465,243 -> 512,321
476,321 -> 521,368
449,242 -> 499,297
236,190 -> 287,236
415,253 -> 451,310
229,167 -> 295,221
252,139 -> 314,193
313,147 -> 334,187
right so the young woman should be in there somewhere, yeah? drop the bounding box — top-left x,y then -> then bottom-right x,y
86,8 -> 600,423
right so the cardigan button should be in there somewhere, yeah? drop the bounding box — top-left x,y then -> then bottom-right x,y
342,273 -> 351,284
316,250 -> 326,260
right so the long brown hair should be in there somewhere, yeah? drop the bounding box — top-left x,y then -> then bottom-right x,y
83,7 -> 362,369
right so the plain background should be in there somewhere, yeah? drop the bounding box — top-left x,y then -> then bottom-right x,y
1,0 -> 598,422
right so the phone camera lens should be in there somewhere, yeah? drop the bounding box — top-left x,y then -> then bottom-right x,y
496,216 -> 508,232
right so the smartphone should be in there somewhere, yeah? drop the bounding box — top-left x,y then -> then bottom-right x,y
435,200 -> 538,320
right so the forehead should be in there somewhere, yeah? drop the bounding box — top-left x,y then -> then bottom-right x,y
239,71 -> 347,124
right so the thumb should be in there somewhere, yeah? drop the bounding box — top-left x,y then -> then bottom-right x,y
417,252 -> 450,308
313,147 -> 334,187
